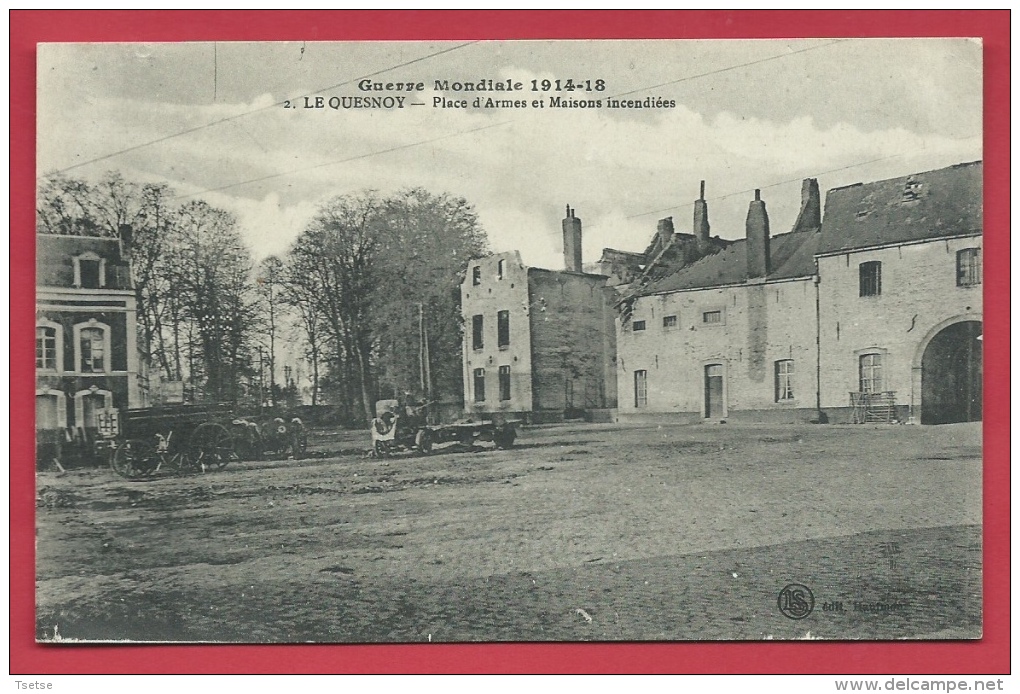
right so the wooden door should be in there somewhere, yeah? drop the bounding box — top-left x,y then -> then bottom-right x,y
705,365 -> 723,418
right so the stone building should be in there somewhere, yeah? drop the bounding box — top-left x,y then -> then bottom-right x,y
461,208 -> 618,422
616,180 -> 822,422
816,161 -> 982,424
36,233 -> 145,447
614,161 -> 982,425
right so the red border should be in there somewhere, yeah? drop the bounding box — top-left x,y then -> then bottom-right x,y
11,10 -> 1009,674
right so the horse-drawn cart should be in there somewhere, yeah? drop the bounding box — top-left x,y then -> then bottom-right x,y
100,403 -> 240,480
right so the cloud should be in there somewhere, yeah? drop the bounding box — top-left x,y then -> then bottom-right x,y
201,191 -> 319,260
38,52 -> 981,272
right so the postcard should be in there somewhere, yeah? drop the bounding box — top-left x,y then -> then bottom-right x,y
15,14 -> 1007,675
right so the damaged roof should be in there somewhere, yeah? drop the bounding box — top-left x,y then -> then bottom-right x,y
818,160 -> 982,255
638,228 -> 820,295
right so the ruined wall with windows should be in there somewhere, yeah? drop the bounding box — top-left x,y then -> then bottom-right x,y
461,251 -> 535,417
460,207 -> 620,422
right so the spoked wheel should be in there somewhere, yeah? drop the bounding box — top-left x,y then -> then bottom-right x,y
415,428 -> 433,455
112,439 -> 158,480
190,422 -> 236,470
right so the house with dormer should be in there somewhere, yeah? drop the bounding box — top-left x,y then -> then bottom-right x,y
36,233 -> 145,451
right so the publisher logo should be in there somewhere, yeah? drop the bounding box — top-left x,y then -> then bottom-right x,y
778,583 -> 815,620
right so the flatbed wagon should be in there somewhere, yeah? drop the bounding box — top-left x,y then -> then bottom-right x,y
370,399 -> 518,457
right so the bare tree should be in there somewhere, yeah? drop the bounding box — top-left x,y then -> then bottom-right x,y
283,188 -> 489,424
279,259 -> 324,406
255,255 -> 285,406
373,188 -> 488,402
173,200 -> 257,402
287,192 -> 384,423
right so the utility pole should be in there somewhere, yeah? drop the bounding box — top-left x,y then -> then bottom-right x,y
258,345 -> 265,414
419,302 -> 433,421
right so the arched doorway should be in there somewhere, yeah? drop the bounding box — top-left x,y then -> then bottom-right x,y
920,320 -> 982,424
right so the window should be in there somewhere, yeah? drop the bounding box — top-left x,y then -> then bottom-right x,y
775,360 -> 795,401
634,370 -> 648,408
703,310 -> 722,324
472,266 -> 481,286
663,315 -> 678,330
859,261 -> 881,297
497,259 -> 506,280
632,320 -> 646,332
36,326 -> 58,370
73,252 -> 105,289
498,365 -> 511,401
472,314 -> 484,350
497,310 -> 510,348
80,327 -> 106,373
859,353 -> 883,393
957,248 -> 981,287
473,368 -> 486,402
79,259 -> 102,288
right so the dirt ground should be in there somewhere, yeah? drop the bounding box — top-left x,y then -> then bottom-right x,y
35,420 -> 982,643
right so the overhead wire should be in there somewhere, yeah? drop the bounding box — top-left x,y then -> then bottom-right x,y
607,39 -> 846,100
623,153 -> 910,221
172,120 -> 513,200
167,40 -> 852,202
44,38 -> 942,231
47,41 -> 480,176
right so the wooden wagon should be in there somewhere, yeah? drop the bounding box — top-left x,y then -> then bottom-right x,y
99,403 -> 241,480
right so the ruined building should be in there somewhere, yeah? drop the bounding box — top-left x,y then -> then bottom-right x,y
597,181 -> 730,292
461,207 -> 618,423
615,161 -> 982,425
616,180 -> 822,422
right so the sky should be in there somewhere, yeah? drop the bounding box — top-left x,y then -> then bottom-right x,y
37,39 -> 982,270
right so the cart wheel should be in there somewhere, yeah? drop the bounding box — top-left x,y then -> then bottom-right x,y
112,439 -> 157,480
415,429 -> 433,455
191,422 -> 236,470
494,426 -> 517,450
374,439 -> 390,458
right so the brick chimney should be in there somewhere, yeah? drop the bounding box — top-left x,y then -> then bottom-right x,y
746,189 -> 770,278
693,180 -> 710,242
562,205 -> 582,273
656,216 -> 674,250
792,178 -> 821,233
118,223 -> 133,262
